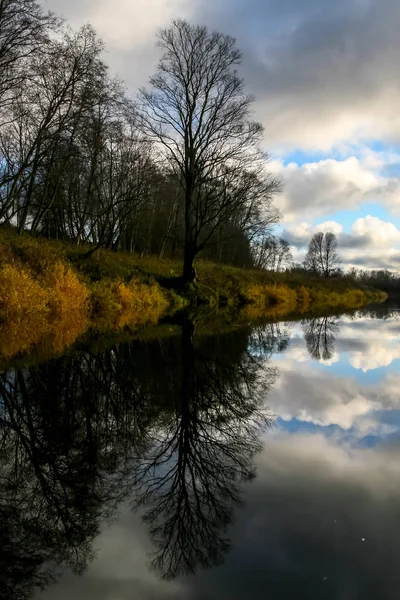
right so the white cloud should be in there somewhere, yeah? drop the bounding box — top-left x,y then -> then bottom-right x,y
352,215 -> 400,243
272,153 -> 400,224
349,345 -> 400,372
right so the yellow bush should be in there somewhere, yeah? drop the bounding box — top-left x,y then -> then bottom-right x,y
0,265 -> 49,357
245,283 -> 297,310
8,234 -> 63,275
0,264 -> 48,319
90,279 -> 170,331
44,262 -> 89,320
296,286 -> 311,312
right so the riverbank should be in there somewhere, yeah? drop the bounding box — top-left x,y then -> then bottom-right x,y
0,227 -> 386,361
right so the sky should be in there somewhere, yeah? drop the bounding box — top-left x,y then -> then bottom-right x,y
42,0 -> 400,270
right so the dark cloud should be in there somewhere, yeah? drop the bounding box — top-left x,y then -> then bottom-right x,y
350,254 -> 399,268
43,0 -> 400,147
189,0 -> 400,147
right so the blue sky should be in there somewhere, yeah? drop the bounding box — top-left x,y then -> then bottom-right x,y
44,0 -> 400,270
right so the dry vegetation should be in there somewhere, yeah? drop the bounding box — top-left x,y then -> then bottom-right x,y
0,227 -> 386,361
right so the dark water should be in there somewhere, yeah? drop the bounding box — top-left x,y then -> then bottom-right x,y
1,303 -> 400,599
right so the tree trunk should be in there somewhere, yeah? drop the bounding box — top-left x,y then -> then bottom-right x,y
182,243 -> 196,283
183,180 -> 196,283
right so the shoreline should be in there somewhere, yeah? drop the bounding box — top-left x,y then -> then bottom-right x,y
0,227 -> 387,362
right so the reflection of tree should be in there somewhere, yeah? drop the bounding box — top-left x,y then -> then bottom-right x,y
0,322 -> 278,597
303,316 -> 340,360
250,321 -> 292,356
0,355 -> 149,599
131,320 -> 276,579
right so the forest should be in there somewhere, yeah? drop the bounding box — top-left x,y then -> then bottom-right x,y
0,2 -> 283,278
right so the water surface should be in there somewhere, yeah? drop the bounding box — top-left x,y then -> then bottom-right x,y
1,303 -> 400,599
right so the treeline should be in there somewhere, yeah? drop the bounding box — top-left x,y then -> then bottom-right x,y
348,268 -> 400,295
0,1 -> 284,276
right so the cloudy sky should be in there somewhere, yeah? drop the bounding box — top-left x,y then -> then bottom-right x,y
42,0 -> 400,270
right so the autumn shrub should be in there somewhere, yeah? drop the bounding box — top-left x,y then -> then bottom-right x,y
245,283 -> 297,309
90,278 -> 170,331
7,235 -> 63,276
0,264 -> 48,320
43,262 -> 89,319
0,264 -> 49,357
296,285 -> 311,312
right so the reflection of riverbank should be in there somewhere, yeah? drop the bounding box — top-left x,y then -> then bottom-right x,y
0,320 -> 281,598
32,303 -> 400,600
0,292 -> 385,369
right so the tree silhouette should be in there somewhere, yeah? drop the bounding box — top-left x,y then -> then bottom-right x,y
304,232 -> 341,277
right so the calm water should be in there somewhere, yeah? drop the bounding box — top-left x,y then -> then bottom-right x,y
1,303 -> 400,599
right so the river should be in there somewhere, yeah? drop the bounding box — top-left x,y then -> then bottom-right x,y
1,302 -> 399,599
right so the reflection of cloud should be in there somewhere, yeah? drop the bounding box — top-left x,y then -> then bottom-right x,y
38,506 -> 187,600
268,313 -> 400,436
284,315 -> 400,373
282,343 -> 340,367
349,344 -> 400,372
319,351 -> 340,367
270,369 -> 380,431
270,350 -> 400,434
189,432 -> 400,600
340,316 -> 400,371
38,431 -> 400,600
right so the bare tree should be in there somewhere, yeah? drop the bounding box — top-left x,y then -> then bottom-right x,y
253,234 -> 293,271
138,19 -> 280,282
0,0 -> 57,114
304,231 -> 341,277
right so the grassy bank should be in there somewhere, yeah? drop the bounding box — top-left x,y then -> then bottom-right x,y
0,227 -> 386,360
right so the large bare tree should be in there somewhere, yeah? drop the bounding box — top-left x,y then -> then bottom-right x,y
138,19 -> 280,282
304,231 -> 341,277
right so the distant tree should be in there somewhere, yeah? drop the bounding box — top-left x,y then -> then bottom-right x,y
253,234 -> 293,271
138,19 -> 280,283
304,231 -> 341,277
351,268 -> 400,295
